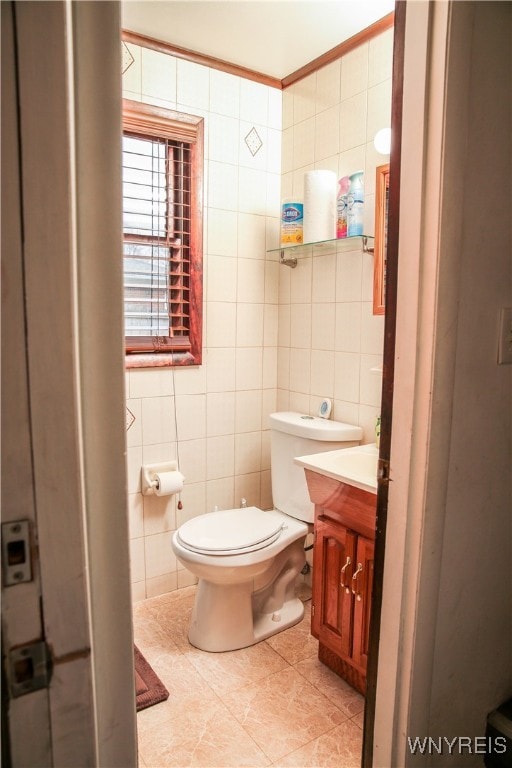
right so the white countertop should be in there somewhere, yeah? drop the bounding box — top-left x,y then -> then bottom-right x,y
294,443 -> 379,495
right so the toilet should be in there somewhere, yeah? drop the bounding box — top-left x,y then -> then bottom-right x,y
171,411 -> 362,652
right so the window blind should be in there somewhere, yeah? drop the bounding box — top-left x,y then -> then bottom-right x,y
122,133 -> 192,352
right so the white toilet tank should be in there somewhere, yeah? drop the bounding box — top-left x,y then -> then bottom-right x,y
269,412 -> 362,524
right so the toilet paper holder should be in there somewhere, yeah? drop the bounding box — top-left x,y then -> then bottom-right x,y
141,461 -> 179,495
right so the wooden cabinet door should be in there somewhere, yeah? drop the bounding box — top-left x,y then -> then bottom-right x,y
312,515 -> 356,658
351,535 -> 374,670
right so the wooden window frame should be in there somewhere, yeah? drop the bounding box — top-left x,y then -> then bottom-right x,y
122,98 -> 204,368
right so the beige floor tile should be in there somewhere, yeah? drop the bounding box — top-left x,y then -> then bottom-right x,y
276,719 -> 363,768
294,656 -> 365,719
184,642 -> 289,695
351,709 -> 365,730
138,696 -> 270,767
265,602 -> 318,665
222,667 -> 346,762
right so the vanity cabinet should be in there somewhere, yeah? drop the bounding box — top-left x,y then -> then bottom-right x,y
304,469 -> 376,695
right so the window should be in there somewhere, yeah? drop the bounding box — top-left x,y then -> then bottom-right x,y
122,99 -> 204,366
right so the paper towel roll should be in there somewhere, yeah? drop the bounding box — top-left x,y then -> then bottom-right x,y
303,170 -> 337,244
153,470 -> 184,497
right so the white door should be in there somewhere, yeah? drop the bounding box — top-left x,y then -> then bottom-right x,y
1,2 -> 137,765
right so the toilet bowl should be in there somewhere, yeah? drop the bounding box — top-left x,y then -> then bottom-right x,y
171,411 -> 362,652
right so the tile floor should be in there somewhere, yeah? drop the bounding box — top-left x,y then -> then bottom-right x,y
133,585 -> 364,767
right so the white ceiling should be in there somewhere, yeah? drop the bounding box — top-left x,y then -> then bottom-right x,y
121,0 -> 395,80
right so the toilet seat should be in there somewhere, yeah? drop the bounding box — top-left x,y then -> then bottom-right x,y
177,507 -> 284,556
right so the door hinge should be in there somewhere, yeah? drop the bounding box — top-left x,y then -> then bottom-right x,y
8,641 -> 52,698
311,603 -> 315,616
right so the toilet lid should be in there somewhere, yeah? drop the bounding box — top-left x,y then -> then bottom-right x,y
177,507 -> 284,555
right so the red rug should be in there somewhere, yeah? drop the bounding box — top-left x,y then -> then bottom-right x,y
134,645 -> 169,712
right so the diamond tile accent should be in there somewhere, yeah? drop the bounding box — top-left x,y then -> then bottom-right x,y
125,406 -> 135,431
121,42 -> 134,75
244,126 -> 263,157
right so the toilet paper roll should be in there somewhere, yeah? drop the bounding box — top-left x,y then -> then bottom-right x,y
153,470 -> 185,497
303,170 -> 337,244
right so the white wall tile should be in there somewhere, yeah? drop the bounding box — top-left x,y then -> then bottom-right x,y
335,302 -> 362,352
207,160 -> 239,211
340,43 -> 369,100
239,122 -> 268,171
209,69 -> 240,117
206,392 -> 235,437
141,48 -> 176,103
359,354 -> 384,407
177,59 -> 209,110
312,252 -> 336,303
310,350 -> 335,399
126,446 -> 143,494
334,352 -> 360,403
340,92 -> 368,153
289,348 -> 311,394
290,303 -> 312,349
209,113 -> 240,164
236,303 -> 264,347
268,87 -> 283,130
206,435 -> 235,480
277,347 -> 290,390
316,60 -> 341,112
208,207 -> 238,257
206,348 -> 236,393
122,43 -> 141,95
235,390 -> 262,433
264,261 -> 279,305
262,347 -> 278,390
311,302 -> 336,351
235,347 -> 263,391
178,481 -> 206,523
237,213 -> 266,259
206,477 -> 235,513
290,256 -> 312,303
143,493 -> 177,536
207,254 -> 238,302
128,493 -> 144,539
234,431 -> 262,475
366,79 -> 392,144
206,302 -> 236,347
234,472 -> 261,508
177,438 -> 206,484
360,301 -> 385,354
238,167 -> 267,215
282,87 -> 294,130
293,73 -> 316,123
237,258 -> 265,303
130,369 -> 174,398
141,396 -> 176,445
368,28 -> 394,87
129,537 -> 145,584
146,572 -> 178,599
144,531 -> 176,579
264,303 -> 279,347
175,394 -> 206,441
336,250 -> 363,302
315,105 -> 340,161
293,117 -> 315,169
240,79 -> 268,125
126,399 -> 142,447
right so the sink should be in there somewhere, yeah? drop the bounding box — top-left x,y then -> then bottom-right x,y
294,443 -> 379,494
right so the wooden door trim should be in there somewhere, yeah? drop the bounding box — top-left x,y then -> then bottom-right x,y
362,2 -> 406,766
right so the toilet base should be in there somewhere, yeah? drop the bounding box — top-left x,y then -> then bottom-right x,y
188,581 -> 305,653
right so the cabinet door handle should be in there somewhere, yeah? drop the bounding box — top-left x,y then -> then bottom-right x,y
340,556 -> 352,592
352,562 -> 363,601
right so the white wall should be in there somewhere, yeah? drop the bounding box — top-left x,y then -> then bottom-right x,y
277,29 -> 393,442
122,30 -> 393,601
122,44 -> 282,600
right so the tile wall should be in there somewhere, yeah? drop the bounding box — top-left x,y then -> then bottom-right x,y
122,27 -> 393,601
277,29 -> 393,438
123,44 -> 282,600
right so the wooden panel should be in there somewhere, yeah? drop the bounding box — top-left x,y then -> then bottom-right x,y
306,470 -> 377,540
312,518 -> 355,658
352,537 -> 375,670
318,642 -> 367,696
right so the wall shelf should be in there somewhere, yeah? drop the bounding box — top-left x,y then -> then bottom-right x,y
268,235 -> 375,268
